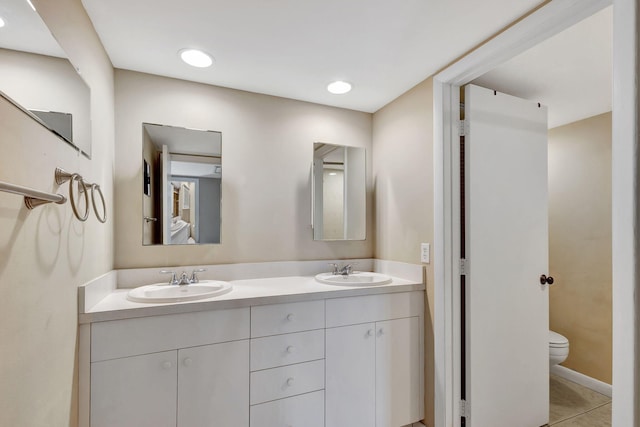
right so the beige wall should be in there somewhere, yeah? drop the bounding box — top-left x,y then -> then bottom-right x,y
114,69 -> 373,268
548,112 -> 612,383
0,0 -> 114,426
372,77 -> 435,426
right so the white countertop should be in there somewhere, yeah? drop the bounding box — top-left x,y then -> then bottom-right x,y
80,275 -> 425,324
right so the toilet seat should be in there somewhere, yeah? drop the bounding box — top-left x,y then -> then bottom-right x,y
549,330 -> 569,347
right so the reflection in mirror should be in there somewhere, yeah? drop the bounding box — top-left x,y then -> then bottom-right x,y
312,143 -> 366,241
0,0 -> 92,157
142,123 -> 222,246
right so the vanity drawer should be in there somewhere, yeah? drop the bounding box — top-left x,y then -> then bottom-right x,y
250,390 -> 324,427
251,300 -> 324,337
91,308 -> 250,361
251,330 -> 325,371
250,359 -> 324,405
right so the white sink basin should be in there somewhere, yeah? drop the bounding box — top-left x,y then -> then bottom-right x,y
126,280 -> 232,303
315,272 -> 392,286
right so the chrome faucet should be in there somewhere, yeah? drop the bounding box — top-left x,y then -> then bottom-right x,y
160,270 -> 180,285
178,272 -> 191,285
339,264 -> 353,276
160,268 -> 207,285
328,263 -> 354,276
190,268 -> 206,283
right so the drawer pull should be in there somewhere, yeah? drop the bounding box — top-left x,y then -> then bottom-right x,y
366,329 -> 374,337
183,357 -> 193,367
162,361 -> 173,370
286,377 -> 295,387
286,345 -> 295,354
378,328 -> 384,336
286,313 -> 295,321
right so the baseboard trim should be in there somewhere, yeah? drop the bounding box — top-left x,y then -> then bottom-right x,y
551,365 -> 612,398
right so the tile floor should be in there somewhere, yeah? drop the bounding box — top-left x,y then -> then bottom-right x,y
549,375 -> 611,426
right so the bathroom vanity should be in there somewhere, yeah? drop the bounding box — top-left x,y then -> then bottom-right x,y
78,263 -> 425,427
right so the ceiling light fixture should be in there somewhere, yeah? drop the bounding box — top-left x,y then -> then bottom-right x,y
179,49 -> 213,68
0,17 -> 5,28
327,81 -> 352,95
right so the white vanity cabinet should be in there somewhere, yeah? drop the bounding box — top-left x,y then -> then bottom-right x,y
249,300 -> 326,427
89,308 -> 250,427
326,292 -> 424,427
83,288 -> 424,427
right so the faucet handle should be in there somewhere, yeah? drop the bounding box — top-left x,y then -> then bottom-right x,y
328,263 -> 339,275
342,264 -> 353,275
190,268 -> 207,283
160,270 -> 178,285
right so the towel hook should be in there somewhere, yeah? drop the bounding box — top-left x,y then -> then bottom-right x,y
87,182 -> 107,223
55,168 -> 90,221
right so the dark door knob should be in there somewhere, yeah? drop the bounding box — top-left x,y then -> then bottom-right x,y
540,274 -> 554,285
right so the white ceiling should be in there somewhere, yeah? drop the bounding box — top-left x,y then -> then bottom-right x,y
473,6 -> 612,129
143,123 -> 222,156
171,161 -> 222,178
0,0 -> 612,125
80,0 -> 546,113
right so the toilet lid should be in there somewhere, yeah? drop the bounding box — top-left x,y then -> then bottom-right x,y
549,330 -> 569,346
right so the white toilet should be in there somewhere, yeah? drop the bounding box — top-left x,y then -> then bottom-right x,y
549,330 -> 569,366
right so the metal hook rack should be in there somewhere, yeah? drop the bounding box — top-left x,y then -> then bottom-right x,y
83,181 -> 107,223
55,168 -> 90,221
55,168 -> 107,223
0,168 -> 107,222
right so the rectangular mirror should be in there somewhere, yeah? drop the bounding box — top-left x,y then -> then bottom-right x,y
0,0 -> 92,157
142,123 -> 222,245
312,142 -> 366,241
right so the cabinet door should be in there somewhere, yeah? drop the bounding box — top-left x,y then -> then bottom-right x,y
91,351 -> 177,427
177,340 -> 250,427
376,316 -> 423,427
326,323 -> 375,427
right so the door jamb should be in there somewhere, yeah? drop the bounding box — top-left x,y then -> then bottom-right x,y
432,0 -> 638,425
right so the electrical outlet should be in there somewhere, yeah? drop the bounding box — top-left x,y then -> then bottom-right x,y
421,243 -> 430,263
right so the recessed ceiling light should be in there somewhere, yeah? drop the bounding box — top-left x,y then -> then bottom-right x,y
179,49 -> 213,68
0,17 -> 5,28
327,81 -> 352,95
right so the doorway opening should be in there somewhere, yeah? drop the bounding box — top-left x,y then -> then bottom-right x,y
432,0 -> 634,425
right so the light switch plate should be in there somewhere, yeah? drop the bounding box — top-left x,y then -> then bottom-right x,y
421,243 -> 430,263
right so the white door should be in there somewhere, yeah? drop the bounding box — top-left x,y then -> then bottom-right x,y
375,317 -> 423,427
90,351 -> 177,427
326,323 -> 376,427
464,84 -> 549,427
177,340 -> 250,427
161,145 -> 171,244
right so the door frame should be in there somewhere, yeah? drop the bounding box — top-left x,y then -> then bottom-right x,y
432,0 -> 638,426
